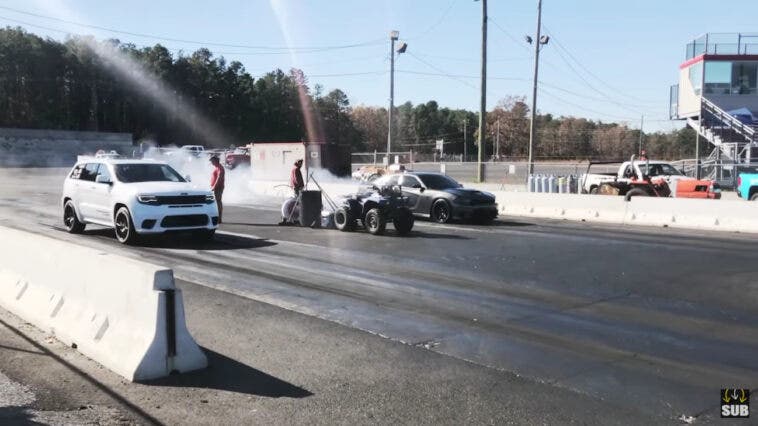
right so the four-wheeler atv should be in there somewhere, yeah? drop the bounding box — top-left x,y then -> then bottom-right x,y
334,184 -> 414,236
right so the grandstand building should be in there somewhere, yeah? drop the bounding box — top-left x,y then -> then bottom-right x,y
670,33 -> 758,184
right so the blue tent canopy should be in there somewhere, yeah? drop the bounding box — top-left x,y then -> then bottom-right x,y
727,107 -> 757,125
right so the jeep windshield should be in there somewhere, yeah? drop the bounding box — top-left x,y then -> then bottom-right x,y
114,164 -> 186,183
418,174 -> 461,190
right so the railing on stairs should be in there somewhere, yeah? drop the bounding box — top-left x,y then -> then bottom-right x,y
700,97 -> 757,143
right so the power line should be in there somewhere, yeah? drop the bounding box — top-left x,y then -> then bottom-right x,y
405,52 -> 479,90
406,0 -> 459,40
0,5 -> 384,51
307,71 -> 387,78
538,89 -> 639,121
488,17 -> 531,53
0,16 -> 384,58
396,69 -> 527,82
542,24 -> 661,106
412,52 -> 531,63
544,40 -> 643,116
538,81 -> 669,112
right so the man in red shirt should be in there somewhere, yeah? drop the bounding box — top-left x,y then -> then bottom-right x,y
290,159 -> 304,196
210,156 -> 225,224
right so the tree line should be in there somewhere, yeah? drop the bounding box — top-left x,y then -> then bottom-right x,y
0,27 -> 699,160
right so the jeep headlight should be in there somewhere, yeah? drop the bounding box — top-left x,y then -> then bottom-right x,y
137,195 -> 159,205
205,194 -> 216,203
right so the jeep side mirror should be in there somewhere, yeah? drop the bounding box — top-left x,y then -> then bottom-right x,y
412,183 -> 422,189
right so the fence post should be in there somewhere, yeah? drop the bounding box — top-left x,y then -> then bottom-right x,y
373,150 -> 377,165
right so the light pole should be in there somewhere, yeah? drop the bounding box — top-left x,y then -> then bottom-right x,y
387,30 -> 407,165
475,0 -> 487,182
526,0 -> 548,178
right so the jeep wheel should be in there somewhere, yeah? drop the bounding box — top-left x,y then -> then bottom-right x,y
393,208 -> 414,235
63,201 -> 85,234
431,199 -> 452,223
334,206 -> 356,232
364,208 -> 386,235
751,193 -> 758,201
114,207 -> 138,245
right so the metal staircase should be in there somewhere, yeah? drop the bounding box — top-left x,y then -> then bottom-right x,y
687,97 -> 758,187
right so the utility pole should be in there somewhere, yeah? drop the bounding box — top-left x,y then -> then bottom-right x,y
477,0 -> 487,182
463,118 -> 468,161
496,119 -> 500,158
695,121 -> 701,179
637,115 -> 644,155
386,31 -> 407,165
527,0 -> 547,177
387,30 -> 399,165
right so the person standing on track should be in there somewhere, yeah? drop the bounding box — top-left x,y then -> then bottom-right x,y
210,156 -> 225,224
290,159 -> 304,196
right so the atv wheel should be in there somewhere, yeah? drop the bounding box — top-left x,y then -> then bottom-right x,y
63,200 -> 85,234
334,206 -> 356,232
393,208 -> 414,235
625,188 -> 649,201
431,199 -> 452,223
364,208 -> 386,235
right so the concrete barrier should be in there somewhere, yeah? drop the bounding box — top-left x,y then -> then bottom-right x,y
0,128 -> 133,167
0,226 -> 206,381
492,192 -> 629,224
625,197 -> 758,233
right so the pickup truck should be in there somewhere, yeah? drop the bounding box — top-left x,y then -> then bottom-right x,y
737,173 -> 758,200
180,145 -> 206,156
581,158 -> 721,199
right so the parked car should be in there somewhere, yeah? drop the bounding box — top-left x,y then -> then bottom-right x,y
370,172 -> 498,223
352,165 -> 387,182
736,172 -> 758,200
225,147 -> 250,169
94,149 -> 122,159
351,164 -> 409,183
62,159 -> 219,244
180,145 -> 206,157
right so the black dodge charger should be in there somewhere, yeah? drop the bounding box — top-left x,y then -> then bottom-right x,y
370,172 -> 498,223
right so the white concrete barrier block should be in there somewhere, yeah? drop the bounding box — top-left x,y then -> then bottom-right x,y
493,192 -> 628,225
0,226 -> 207,381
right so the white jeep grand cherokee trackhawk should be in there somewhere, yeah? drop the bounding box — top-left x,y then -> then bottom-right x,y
62,158 -> 218,244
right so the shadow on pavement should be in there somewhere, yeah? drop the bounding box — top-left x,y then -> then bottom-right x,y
492,220 -> 534,227
222,222 -> 296,228
404,231 -> 471,240
78,228 -> 277,251
0,407 -> 46,425
144,348 -> 313,399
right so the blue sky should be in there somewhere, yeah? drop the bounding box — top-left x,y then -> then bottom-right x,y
0,0 -> 756,132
